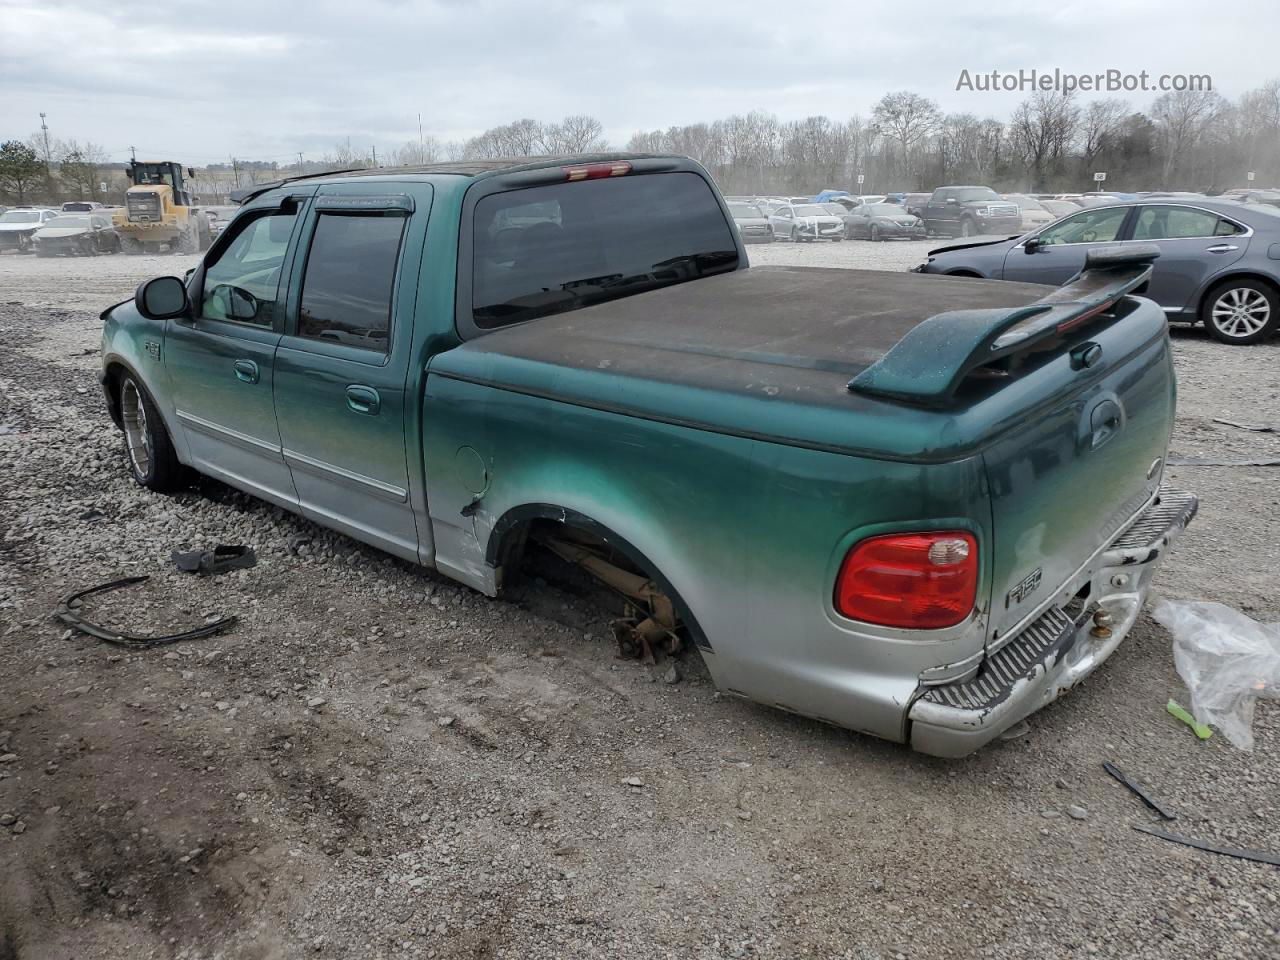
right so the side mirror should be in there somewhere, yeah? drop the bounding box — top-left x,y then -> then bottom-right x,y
209,283 -> 261,321
134,275 -> 190,320
1024,237 -> 1042,254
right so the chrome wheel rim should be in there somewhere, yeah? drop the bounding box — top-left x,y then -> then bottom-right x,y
120,380 -> 151,477
1211,287 -> 1270,338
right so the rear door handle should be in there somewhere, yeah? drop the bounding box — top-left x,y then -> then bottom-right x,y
346,384 -> 381,416
1205,244 -> 1239,254
233,359 -> 259,384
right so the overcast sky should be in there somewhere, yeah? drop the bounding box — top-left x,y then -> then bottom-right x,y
2,0 -> 1276,165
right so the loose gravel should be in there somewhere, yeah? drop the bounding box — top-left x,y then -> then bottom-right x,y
1,248 -> 1278,960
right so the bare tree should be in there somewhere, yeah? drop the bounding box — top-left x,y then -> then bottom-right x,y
1151,89 -> 1227,187
391,136 -> 441,166
1077,98 -> 1128,184
1009,92 -> 1078,191
541,115 -> 607,153
871,91 -> 941,187
57,140 -> 109,199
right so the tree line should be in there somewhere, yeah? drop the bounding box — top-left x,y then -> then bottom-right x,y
4,84 -> 1278,206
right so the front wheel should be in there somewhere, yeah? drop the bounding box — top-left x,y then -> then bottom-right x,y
1203,280 -> 1279,345
869,225 -> 881,242
118,375 -> 187,492
959,219 -> 976,238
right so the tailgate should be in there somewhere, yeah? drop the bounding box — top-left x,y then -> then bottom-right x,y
981,315 -> 1172,643
847,244 -> 1175,647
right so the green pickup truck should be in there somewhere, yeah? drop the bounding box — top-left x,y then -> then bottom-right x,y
100,154 -> 1196,757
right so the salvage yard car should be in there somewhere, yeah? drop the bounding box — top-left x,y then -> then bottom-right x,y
33,213 -> 121,256
768,202 -> 845,241
99,153 -> 1196,757
0,207 -> 59,253
918,198 -> 1280,344
727,201 -> 774,243
922,186 -> 1022,238
842,202 -> 926,241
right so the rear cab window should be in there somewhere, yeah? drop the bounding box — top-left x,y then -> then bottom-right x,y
468,171 -> 738,329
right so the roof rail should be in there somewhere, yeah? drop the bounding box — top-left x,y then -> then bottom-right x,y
847,244 -> 1161,407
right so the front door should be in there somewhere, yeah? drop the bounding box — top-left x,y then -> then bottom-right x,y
165,199 -> 306,508
1129,204 -> 1249,312
272,182 -> 432,561
1001,205 -> 1135,286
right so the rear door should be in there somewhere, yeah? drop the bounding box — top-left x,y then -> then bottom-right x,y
925,189 -> 952,233
1001,205 -> 1135,285
272,181 -> 431,561
1129,204 -> 1249,311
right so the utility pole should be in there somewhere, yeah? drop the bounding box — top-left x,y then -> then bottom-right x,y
230,156 -> 240,188
371,144 -> 377,167
38,112 -> 51,162
418,113 -> 425,163
297,151 -> 304,174
130,145 -> 136,162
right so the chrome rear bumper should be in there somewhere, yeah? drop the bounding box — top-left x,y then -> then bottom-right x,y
908,489 -> 1198,758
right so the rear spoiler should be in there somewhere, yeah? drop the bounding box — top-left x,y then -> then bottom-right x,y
848,244 -> 1161,407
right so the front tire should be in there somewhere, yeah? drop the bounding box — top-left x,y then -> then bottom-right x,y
118,375 -> 186,492
959,219 -> 976,238
1203,279 -> 1278,344
869,224 -> 881,242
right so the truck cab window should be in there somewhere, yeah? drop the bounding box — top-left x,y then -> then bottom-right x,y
471,172 -> 738,328
200,210 -> 297,325
296,212 -> 406,350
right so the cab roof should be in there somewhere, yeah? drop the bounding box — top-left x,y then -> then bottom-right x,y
238,153 -> 678,204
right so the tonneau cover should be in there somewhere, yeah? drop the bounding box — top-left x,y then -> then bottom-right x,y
430,266 -> 1142,462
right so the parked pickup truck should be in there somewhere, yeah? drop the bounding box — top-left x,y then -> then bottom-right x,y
100,154 -> 1196,757
922,186 -> 1023,239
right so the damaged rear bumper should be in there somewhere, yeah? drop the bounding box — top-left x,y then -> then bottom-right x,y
907,489 -> 1198,758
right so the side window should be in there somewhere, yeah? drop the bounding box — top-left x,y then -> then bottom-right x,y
200,210 -> 297,326
297,212 -> 407,351
1133,206 -> 1225,240
1037,206 -> 1129,245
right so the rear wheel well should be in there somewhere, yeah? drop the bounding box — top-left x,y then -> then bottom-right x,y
1197,272 -> 1280,320
487,504 -> 711,650
103,361 -> 128,428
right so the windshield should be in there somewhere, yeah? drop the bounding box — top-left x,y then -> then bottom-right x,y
472,172 -> 738,329
45,215 -> 91,228
866,204 -> 908,216
1009,196 -> 1046,212
953,188 -> 1000,202
0,211 -> 40,223
792,204 -> 831,217
822,204 -> 848,215
728,202 -> 763,218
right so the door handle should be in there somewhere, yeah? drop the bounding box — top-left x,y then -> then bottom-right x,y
1205,244 -> 1239,254
233,359 -> 259,384
346,384 -> 381,416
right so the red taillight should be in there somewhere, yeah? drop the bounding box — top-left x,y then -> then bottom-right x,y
834,531 -> 978,629
563,160 -> 632,181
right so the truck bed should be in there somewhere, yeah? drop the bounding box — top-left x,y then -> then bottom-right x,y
430,266 -> 1077,462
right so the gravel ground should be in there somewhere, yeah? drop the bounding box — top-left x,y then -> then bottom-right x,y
1,248 -> 1278,960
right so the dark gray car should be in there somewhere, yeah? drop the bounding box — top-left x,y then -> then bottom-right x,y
917,198 -> 1280,344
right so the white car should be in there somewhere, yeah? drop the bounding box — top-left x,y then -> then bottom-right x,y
1003,194 -> 1056,231
768,203 -> 845,242
0,207 -> 60,253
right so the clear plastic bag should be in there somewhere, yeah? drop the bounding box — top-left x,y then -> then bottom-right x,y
1151,599 -> 1280,751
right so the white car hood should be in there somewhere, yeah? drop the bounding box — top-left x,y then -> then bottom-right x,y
0,222 -> 41,233
35,227 -> 90,239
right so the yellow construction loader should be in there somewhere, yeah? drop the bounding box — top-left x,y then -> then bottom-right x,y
113,160 -> 211,255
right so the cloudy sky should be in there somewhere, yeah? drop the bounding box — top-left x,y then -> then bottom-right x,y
2,0 -> 1275,165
